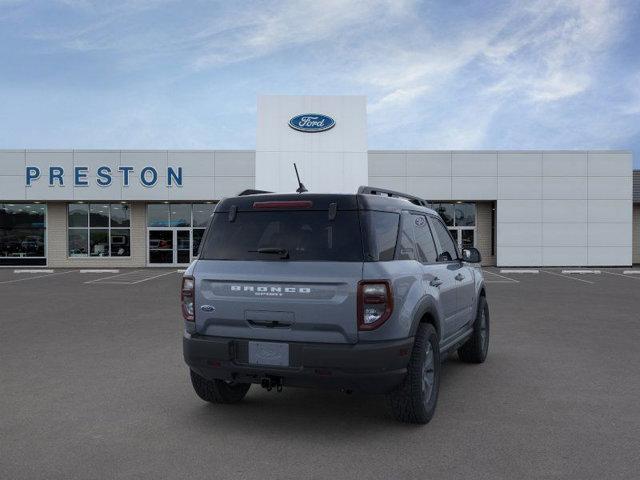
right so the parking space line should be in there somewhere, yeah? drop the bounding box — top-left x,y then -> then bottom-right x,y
84,270 -> 145,284
500,269 -> 539,274
482,270 -> 519,283
485,280 -> 518,284
14,269 -> 54,273
79,269 -> 120,274
541,270 -> 594,284
0,270 -> 75,285
603,271 -> 640,281
129,270 -> 178,284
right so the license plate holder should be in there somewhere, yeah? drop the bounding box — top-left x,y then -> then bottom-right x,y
248,341 -> 290,367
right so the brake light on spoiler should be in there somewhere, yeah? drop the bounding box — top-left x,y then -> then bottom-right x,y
253,200 -> 313,209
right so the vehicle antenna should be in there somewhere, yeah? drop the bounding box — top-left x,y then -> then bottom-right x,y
294,163 -> 308,193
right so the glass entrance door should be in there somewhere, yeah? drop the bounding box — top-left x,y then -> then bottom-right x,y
149,230 -> 173,264
148,229 -> 192,265
176,229 -> 191,264
447,227 -> 475,252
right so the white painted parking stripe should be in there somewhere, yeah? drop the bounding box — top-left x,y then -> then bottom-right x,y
623,270 -> 640,275
485,280 -> 518,284
561,269 -> 601,274
0,270 -> 74,285
604,271 -> 640,280
79,269 -> 120,274
482,270 -> 519,283
129,270 -> 178,284
176,269 -> 186,273
14,269 -> 54,273
84,270 -> 145,284
500,269 -> 539,274
542,270 -> 594,284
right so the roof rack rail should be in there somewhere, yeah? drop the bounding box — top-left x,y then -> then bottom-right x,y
357,186 -> 429,207
238,189 -> 272,196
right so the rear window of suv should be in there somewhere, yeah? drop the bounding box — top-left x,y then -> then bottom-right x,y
199,211 -> 364,261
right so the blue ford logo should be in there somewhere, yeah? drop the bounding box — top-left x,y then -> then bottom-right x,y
288,114 -> 335,133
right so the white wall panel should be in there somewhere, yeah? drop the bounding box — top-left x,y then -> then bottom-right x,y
543,247 -> 587,266
498,177 -> 542,199
369,152 -> 406,177
451,177 -> 497,199
497,200 -> 542,223
121,178 -> 169,201
74,151 -> 121,172
588,152 -> 631,176
26,180 -> 73,200
368,176 -> 407,193
543,223 -> 587,246
168,177 -> 216,200
542,199 -> 587,223
214,177 -> 254,198
543,177 -> 587,199
215,151 -> 254,177
497,246 -> 542,266
120,151 -> 167,171
587,176 -> 632,199
497,152 -> 542,176
588,246 -> 632,266
542,152 -> 587,176
407,152 -> 451,176
497,223 -> 542,246
73,178 -> 122,201
168,151 -> 215,177
0,150 -> 25,175
587,223 -> 631,247
406,177 -> 451,199
587,199 -> 631,223
452,152 -> 497,177
0,176 -> 26,199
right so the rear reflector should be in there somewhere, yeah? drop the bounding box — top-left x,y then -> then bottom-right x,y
253,200 -> 313,209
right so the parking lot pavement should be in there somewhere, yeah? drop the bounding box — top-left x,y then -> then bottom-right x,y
1,267 -> 640,479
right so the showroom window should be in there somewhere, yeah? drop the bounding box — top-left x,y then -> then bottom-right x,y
68,203 -> 131,257
427,202 -> 476,250
0,203 -> 47,266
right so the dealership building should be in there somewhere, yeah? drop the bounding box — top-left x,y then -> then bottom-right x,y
0,95 -> 638,268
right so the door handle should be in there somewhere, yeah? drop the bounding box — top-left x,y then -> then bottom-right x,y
455,273 -> 465,281
429,278 -> 443,287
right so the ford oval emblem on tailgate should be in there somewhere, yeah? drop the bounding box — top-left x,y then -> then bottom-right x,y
288,114 -> 335,133
200,305 -> 215,312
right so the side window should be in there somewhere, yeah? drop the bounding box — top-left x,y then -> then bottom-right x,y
429,216 -> 458,262
412,214 -> 438,263
396,212 -> 416,260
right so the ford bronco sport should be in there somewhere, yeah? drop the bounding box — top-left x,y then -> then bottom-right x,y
182,187 -> 489,424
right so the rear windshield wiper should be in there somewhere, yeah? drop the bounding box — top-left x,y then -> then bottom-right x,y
249,247 -> 290,259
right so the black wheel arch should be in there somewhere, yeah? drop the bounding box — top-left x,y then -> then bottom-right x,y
409,296 -> 442,340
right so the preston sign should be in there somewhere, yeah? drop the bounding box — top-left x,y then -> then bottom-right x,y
288,114 -> 335,133
24,165 -> 183,188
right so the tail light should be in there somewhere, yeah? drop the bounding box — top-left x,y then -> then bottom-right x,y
181,276 -> 195,321
357,280 -> 393,330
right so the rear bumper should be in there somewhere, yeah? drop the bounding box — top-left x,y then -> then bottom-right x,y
183,332 -> 414,394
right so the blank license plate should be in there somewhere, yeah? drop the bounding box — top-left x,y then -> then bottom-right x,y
248,341 -> 289,367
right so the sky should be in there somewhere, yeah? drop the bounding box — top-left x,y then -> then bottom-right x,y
0,0 -> 639,168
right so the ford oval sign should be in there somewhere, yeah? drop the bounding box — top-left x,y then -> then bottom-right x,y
288,114 -> 335,133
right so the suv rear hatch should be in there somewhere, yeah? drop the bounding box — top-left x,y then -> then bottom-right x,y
194,195 -> 363,344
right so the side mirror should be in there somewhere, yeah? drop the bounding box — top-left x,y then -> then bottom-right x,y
461,247 -> 481,264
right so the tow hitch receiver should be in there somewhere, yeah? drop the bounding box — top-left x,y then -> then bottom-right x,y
260,376 -> 283,392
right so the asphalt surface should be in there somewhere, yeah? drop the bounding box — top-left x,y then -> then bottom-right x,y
1,267 -> 640,479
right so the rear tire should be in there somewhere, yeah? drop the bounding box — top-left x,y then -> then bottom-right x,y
458,295 -> 490,364
190,369 -> 251,404
387,323 -> 440,424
